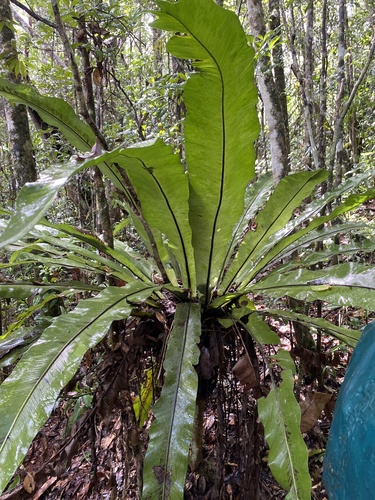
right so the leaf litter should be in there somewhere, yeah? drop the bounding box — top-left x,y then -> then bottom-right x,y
0,304 -> 371,500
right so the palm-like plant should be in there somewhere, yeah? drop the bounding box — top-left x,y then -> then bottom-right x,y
1,0 -> 375,497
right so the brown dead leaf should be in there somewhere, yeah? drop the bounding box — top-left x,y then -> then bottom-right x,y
205,414 -> 215,430
101,432 -> 116,449
324,394 -> 336,421
156,311 -> 166,324
93,67 -> 101,86
300,392 -> 332,433
33,476 -> 57,500
198,346 -> 214,379
233,355 -> 258,389
23,472 -> 35,493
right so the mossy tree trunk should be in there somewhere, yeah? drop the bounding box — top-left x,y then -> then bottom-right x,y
0,0 -> 37,193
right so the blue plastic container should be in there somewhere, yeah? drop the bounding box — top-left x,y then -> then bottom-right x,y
324,321 -> 375,499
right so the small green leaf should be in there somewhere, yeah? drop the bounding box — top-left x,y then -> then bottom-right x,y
133,368 -> 155,428
258,366 -> 311,499
246,313 -> 280,345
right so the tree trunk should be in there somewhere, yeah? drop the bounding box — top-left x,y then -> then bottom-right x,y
317,0 -> 328,173
247,0 -> 290,184
303,0 -> 314,170
331,0 -> 347,189
284,1 -> 320,169
50,0 -> 113,250
0,0 -> 37,192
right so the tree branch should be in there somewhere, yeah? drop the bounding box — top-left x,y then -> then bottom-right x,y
10,0 -> 56,30
328,36 -> 375,187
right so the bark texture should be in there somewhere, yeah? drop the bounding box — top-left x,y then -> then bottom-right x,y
0,0 -> 37,191
247,0 -> 290,184
50,0 -> 113,250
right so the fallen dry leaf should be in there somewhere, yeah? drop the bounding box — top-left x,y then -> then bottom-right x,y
101,432 -> 117,449
23,472 -> 35,494
233,355 -> 258,389
300,392 -> 332,433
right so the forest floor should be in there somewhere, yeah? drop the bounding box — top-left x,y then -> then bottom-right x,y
0,305 -> 369,500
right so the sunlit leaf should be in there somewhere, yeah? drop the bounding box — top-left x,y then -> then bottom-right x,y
153,0 -> 259,299
0,78 -> 95,150
133,368 -> 155,428
142,303 -> 201,499
222,170 -> 327,292
0,283 -> 158,492
253,262 -> 375,311
258,362 -> 311,499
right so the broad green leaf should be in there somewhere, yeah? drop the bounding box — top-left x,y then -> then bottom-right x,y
296,237 -> 375,267
3,292 -> 66,338
115,198 -> 155,257
0,344 -> 35,370
245,313 -> 281,345
114,140 -> 196,291
263,309 -> 360,347
142,303 -> 201,499
258,364 -> 311,499
0,78 -> 95,150
0,324 -> 48,357
218,312 -> 280,344
289,170 -> 375,227
0,324 -> 50,370
4,237 -> 138,284
217,172 -> 274,285
265,170 -> 374,241
263,222 -> 372,272
0,158 -> 91,248
82,141 -> 194,288
153,0 -> 259,298
0,140 -> 195,288
0,281 -> 100,300
253,262 -> 375,310
0,149 -> 139,251
0,283 -> 158,493
238,173 -> 274,235
222,170 -> 327,292
7,253 -> 131,282
41,222 -> 153,281
114,240 -> 156,278
210,292 -> 243,309
270,350 -> 297,374
239,190 -> 375,287
0,79 -> 136,202
218,317 -> 235,328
